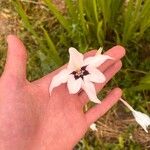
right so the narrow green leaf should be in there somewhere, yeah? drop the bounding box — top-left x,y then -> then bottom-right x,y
43,0 -> 70,32
12,0 -> 61,67
97,21 -> 104,46
140,73 -> 150,84
12,0 -> 37,37
133,84 -> 150,91
84,0 -> 98,23
78,0 -> 87,35
42,27 -> 63,65
65,0 -> 77,21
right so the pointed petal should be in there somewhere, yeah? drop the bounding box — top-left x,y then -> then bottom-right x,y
49,69 -> 69,94
67,47 -> 84,70
84,54 -> 113,68
120,98 -> 150,133
132,110 -> 150,133
82,81 -> 101,103
86,66 -> 106,83
67,75 -> 82,94
96,47 -> 103,54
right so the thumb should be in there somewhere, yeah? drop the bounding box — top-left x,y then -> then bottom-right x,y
3,35 -> 27,79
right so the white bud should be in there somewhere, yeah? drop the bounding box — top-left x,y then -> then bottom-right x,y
90,123 -> 98,131
120,98 -> 150,133
132,110 -> 150,133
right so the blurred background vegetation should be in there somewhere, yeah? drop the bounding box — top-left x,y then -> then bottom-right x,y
0,0 -> 150,149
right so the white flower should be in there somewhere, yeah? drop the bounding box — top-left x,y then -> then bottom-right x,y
49,47 -> 113,103
120,98 -> 150,133
132,110 -> 150,133
90,123 -> 98,131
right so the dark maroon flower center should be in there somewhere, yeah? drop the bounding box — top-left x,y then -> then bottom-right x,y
71,66 -> 89,80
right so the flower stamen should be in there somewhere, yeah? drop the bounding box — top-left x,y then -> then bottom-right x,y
71,66 -> 89,80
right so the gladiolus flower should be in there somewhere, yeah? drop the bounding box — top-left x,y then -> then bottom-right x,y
120,98 -> 150,133
49,47 -> 113,103
132,110 -> 150,133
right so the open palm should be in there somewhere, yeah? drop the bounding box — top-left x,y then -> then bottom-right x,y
0,35 -> 125,150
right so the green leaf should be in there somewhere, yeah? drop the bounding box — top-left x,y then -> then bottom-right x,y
12,0 -> 62,67
43,0 -> 70,32
134,84 -> 150,91
42,27 -> 63,65
140,73 -> 150,84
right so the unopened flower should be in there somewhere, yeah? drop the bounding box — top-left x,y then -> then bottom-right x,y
132,110 -> 150,133
90,123 -> 98,131
120,98 -> 150,133
49,47 -> 113,103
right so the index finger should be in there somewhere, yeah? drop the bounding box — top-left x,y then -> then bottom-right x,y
85,88 -> 122,125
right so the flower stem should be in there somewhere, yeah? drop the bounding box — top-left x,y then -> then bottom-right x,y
119,98 -> 135,112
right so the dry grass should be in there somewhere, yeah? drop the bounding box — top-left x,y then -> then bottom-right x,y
95,104 -> 150,149
0,1 -> 19,38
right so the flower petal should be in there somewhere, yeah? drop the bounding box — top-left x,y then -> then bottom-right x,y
84,54 -> 113,68
86,66 -> 106,83
120,98 -> 150,133
49,69 -> 69,94
68,47 -> 84,70
82,81 -> 101,103
96,47 -> 103,54
67,75 -> 82,94
90,123 -> 98,131
132,110 -> 150,133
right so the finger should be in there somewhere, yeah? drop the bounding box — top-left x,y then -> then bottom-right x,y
3,35 -> 27,79
98,45 -> 125,71
85,88 -> 122,126
34,45 -> 125,87
79,60 -> 122,106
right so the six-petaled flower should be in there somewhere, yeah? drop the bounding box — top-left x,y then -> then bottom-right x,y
49,47 -> 113,103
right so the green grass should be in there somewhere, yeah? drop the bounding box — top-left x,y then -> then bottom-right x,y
0,0 -> 150,149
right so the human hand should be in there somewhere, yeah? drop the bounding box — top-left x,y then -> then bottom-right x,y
0,35 -> 125,150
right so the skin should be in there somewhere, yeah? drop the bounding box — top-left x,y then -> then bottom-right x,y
0,35 -> 125,150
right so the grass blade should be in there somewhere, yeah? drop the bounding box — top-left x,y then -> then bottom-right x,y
42,27 -> 62,65
12,0 -> 62,66
43,0 -> 70,32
